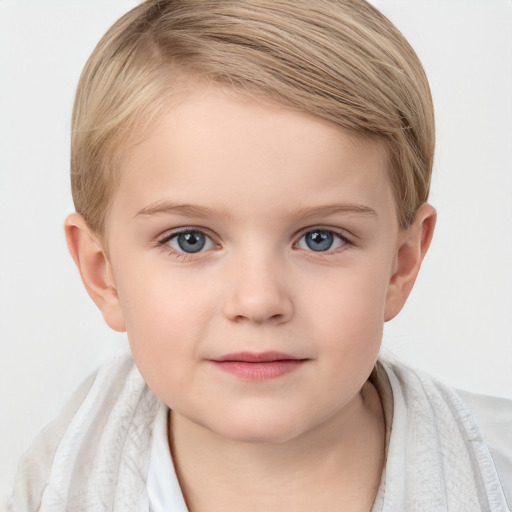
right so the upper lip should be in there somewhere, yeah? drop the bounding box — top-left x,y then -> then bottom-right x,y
212,352 -> 305,363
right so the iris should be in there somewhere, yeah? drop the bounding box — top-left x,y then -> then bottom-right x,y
304,230 -> 334,252
176,231 -> 206,253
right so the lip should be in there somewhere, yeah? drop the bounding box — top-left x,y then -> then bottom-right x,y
210,352 -> 307,381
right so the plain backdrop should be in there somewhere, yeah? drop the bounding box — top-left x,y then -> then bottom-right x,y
1,0 -> 511,500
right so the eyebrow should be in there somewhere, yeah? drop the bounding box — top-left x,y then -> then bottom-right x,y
135,200 -> 377,220
135,201 -> 231,219
283,204 -> 377,221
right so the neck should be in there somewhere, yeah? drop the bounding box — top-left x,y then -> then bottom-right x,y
169,381 -> 385,512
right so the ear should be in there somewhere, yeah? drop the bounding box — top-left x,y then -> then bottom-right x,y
64,213 -> 126,332
384,203 -> 436,322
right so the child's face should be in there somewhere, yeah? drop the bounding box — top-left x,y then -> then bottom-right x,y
101,84 -> 410,443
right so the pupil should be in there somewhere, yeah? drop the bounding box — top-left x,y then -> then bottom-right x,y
306,231 -> 333,252
177,232 -> 206,253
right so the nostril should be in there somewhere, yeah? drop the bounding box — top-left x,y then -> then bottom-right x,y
269,313 -> 286,323
231,310 -> 291,325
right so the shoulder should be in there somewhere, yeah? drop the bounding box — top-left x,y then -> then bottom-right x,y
379,357 -> 512,453
456,389 -> 512,506
7,351 -> 139,511
8,368 -> 99,511
375,357 -> 512,509
456,389 -> 512,446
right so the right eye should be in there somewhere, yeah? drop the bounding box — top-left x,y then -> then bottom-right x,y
163,230 -> 216,254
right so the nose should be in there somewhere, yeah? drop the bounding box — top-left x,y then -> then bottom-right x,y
222,254 -> 294,325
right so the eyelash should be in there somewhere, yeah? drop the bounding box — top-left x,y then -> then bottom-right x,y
157,227 -> 352,261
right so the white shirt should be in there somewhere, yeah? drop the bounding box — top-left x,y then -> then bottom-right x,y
147,403 -> 189,512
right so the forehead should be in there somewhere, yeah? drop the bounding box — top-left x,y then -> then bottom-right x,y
111,83 -> 395,226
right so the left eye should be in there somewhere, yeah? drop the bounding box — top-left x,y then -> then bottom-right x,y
296,230 -> 347,252
166,230 -> 215,253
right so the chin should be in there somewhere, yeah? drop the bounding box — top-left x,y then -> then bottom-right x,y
210,415 -> 308,445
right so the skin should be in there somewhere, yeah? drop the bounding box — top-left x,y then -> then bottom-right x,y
66,83 -> 435,511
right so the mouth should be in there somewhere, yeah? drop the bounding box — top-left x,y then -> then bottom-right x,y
210,352 -> 308,381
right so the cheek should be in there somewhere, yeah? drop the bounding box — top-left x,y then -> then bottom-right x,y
310,261 -> 389,310
299,266 -> 389,353
117,260 -> 211,330
113,263 -> 215,377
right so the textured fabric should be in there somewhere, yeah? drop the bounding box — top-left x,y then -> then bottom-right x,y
8,352 -> 512,511
8,352 -> 159,512
457,390 -> 512,509
370,361 -> 511,512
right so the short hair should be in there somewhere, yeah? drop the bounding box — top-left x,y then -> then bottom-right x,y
71,0 -> 435,238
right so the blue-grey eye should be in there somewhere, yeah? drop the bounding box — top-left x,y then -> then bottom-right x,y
168,231 -> 214,253
297,230 -> 347,252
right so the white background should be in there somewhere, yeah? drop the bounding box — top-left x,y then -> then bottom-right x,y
1,0 -> 511,501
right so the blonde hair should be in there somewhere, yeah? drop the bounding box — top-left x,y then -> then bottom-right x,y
71,0 -> 435,237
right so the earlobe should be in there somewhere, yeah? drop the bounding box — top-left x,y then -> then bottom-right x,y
64,213 -> 126,332
384,203 -> 436,322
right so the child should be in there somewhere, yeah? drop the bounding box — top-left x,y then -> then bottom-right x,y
8,1 -> 512,511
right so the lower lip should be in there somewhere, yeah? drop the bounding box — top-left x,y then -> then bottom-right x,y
212,360 -> 305,381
